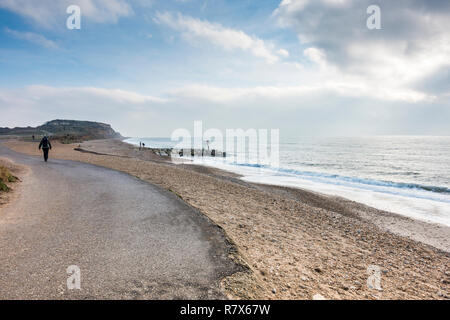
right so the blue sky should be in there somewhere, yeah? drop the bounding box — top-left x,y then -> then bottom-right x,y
0,0 -> 298,89
0,0 -> 449,137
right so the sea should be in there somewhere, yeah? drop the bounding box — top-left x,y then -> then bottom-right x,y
124,136 -> 450,227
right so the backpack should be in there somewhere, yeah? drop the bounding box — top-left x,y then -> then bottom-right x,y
41,138 -> 50,149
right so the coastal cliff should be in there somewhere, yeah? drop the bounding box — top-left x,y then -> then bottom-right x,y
0,119 -> 122,142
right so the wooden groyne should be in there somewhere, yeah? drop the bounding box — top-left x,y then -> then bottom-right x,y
147,148 -> 226,158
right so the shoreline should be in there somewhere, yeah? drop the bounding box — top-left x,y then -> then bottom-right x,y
121,139 -> 450,252
122,138 -> 450,228
180,158 -> 450,238
177,154 -> 450,228
1,138 -> 449,299
182,157 -> 450,253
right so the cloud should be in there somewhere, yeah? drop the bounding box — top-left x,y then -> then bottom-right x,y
154,11 -> 288,64
169,84 -> 318,103
4,27 -> 59,49
0,0 -> 133,28
274,0 -> 450,97
303,47 -> 326,68
169,80 -> 431,104
0,85 -> 169,135
0,84 -> 448,137
277,48 -> 290,57
0,85 -> 166,118
28,85 -> 166,103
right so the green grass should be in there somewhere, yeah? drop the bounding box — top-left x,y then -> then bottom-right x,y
0,165 -> 17,192
0,180 -> 9,192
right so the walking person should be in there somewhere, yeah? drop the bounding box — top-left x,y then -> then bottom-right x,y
38,136 -> 52,162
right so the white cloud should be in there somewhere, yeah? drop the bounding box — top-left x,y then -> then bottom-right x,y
170,80 -> 431,104
154,11 -> 288,64
0,85 -> 168,135
0,0 -> 133,27
0,84 -> 447,137
277,48 -> 290,57
273,0 -> 450,102
169,84 -> 318,103
4,27 -> 59,49
27,85 -> 167,104
303,47 -> 326,68
0,86 -> 166,117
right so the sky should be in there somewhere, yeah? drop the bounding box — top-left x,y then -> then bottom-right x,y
0,0 -> 449,138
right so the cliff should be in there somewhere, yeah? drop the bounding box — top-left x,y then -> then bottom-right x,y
0,120 -> 122,142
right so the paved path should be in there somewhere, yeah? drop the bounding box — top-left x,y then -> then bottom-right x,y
0,144 -> 240,299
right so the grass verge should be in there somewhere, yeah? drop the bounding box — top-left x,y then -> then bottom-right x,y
0,165 -> 17,192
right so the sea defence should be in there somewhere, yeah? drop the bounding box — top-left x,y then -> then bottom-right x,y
149,148 -> 226,158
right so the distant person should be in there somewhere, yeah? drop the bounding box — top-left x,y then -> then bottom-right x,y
142,143 -> 145,149
32,135 -> 35,141
38,136 -> 52,162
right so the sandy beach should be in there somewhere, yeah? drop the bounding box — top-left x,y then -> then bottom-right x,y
2,138 -> 449,300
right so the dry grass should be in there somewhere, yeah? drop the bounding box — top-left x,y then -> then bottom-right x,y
0,165 -> 16,191
0,159 -> 25,208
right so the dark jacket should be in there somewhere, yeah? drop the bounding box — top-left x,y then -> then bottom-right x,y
39,137 -> 52,150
